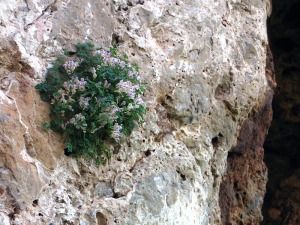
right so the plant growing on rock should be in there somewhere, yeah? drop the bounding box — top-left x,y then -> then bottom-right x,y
36,42 -> 146,164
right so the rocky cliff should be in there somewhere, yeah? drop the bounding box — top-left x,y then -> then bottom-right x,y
0,0 -> 273,224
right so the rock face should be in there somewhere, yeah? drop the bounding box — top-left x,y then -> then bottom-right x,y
0,0 -> 271,224
219,61 -> 275,224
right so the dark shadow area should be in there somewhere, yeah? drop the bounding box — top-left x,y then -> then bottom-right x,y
262,0 -> 300,224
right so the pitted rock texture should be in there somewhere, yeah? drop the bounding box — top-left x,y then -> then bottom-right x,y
0,0 -> 271,224
219,90 -> 274,225
219,43 -> 275,225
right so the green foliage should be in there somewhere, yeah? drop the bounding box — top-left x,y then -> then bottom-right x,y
36,42 -> 146,164
42,122 -> 51,130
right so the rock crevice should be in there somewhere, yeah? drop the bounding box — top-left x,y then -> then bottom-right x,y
0,0 -> 272,224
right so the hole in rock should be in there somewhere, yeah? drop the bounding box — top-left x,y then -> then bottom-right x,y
227,151 -> 242,158
96,212 -> 108,225
176,170 -> 186,181
64,148 -> 72,156
166,94 -> 173,101
32,199 -> 38,207
211,137 -> 219,148
262,0 -> 300,223
0,187 -> 4,196
113,145 -> 120,154
8,213 -> 15,220
284,2 -> 300,28
212,133 -> 223,148
233,181 -> 238,190
145,149 -> 152,156
111,33 -> 123,46
273,38 -> 295,52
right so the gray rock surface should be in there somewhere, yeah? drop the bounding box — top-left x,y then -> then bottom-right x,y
0,0 -> 271,224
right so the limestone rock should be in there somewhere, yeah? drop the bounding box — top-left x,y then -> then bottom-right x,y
0,0 -> 272,224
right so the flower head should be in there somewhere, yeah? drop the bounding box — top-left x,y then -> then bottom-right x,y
111,123 -> 122,141
79,96 -> 91,109
63,60 -> 79,74
90,67 -> 97,79
116,80 -> 137,99
65,113 -> 87,131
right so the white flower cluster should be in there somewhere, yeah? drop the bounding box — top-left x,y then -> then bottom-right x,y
94,49 -> 126,68
111,123 -> 122,141
90,67 -> 97,79
79,96 -> 91,109
62,113 -> 87,132
63,60 -> 79,74
116,80 -> 138,99
63,77 -> 86,94
107,104 -> 122,122
52,77 -> 87,105
128,70 -> 141,82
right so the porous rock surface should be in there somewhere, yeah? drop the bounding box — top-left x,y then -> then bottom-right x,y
0,0 -> 272,224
